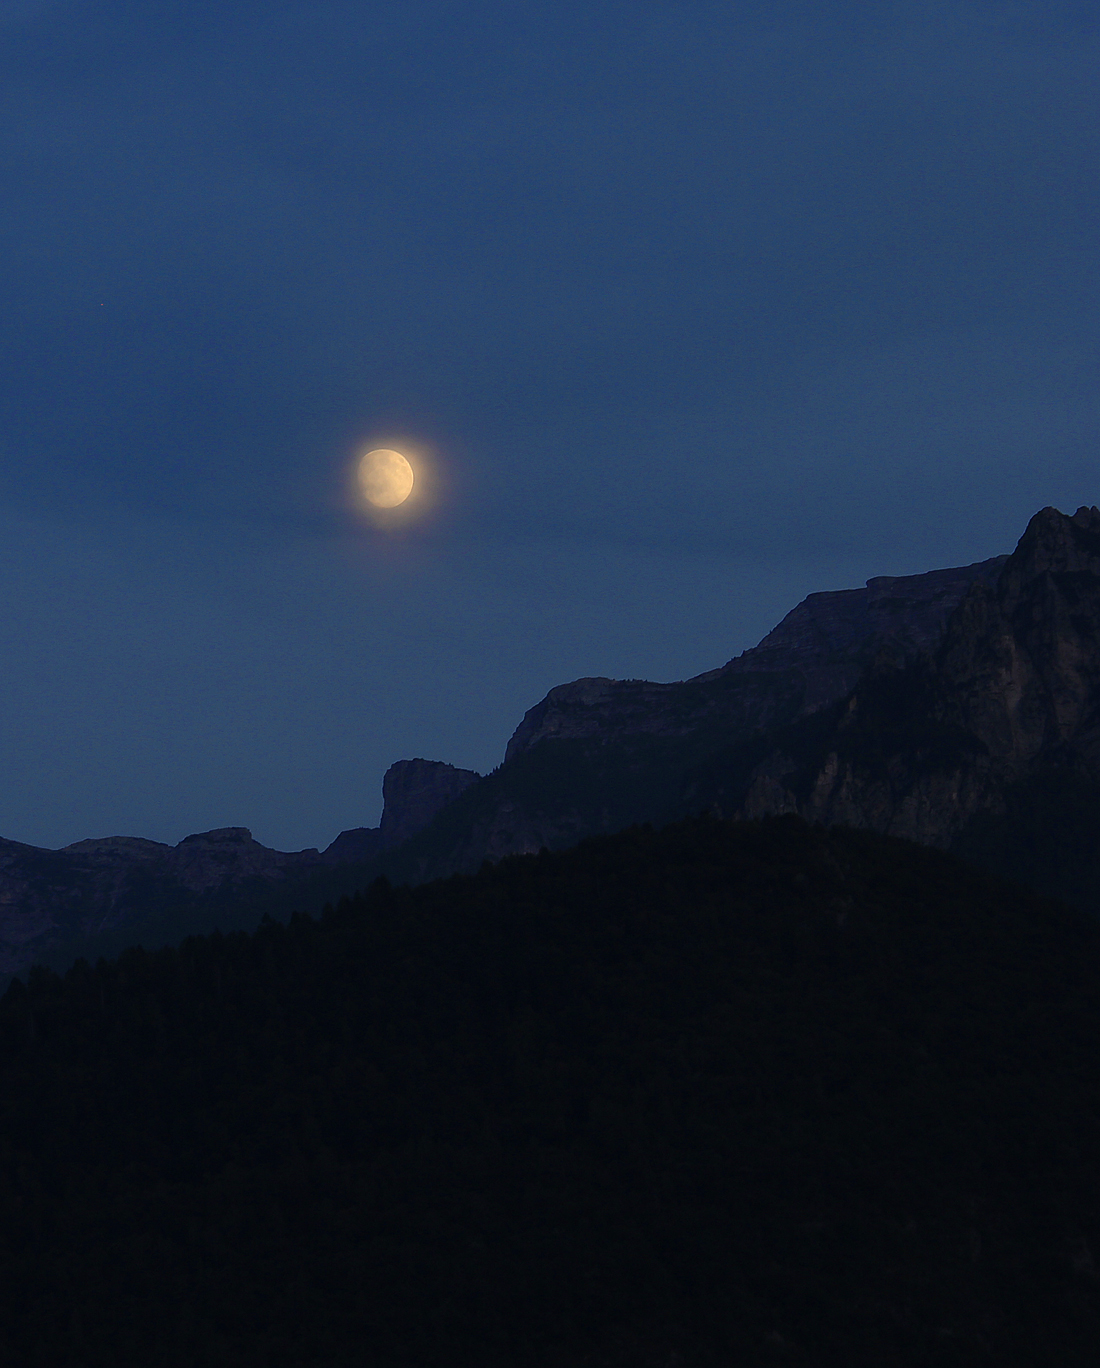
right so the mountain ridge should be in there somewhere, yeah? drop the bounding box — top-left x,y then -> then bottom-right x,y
0,758 -> 479,974
4,504 -> 1098,973
504,555 -> 1007,763
362,505 -> 1100,913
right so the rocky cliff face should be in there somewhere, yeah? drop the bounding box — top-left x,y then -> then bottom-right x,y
447,551 -> 1013,871
690,507 -> 1100,908
318,760 -> 480,866
379,759 -> 480,845
937,506 -> 1100,772
379,507 -> 1100,916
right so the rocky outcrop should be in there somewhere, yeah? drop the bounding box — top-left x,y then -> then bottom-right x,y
936,506 -> 1100,771
379,759 -> 480,846
319,759 -> 481,864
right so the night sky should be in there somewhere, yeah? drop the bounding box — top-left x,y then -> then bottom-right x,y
1,0 -> 1096,852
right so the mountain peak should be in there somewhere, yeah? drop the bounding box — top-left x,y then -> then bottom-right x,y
7,501 -> 1100,976
1004,504 -> 1100,584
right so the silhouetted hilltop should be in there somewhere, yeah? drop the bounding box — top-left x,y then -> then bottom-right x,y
378,756 -> 480,843
0,826 -> 319,976
3,816 -> 1099,1365
319,759 -> 480,864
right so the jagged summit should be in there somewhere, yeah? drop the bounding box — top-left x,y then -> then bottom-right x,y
696,502 -> 1100,885
931,503 -> 1100,771
1015,503 -> 1100,572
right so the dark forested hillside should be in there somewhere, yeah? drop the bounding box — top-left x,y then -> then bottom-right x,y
2,816 -> 1100,1366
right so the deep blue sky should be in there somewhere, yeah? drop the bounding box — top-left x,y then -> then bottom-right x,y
1,0 -> 1096,850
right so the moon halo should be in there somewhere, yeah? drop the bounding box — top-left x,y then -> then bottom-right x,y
358,448 -> 415,508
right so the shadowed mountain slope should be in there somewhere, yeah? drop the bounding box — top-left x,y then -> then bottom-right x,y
684,506 -> 1100,909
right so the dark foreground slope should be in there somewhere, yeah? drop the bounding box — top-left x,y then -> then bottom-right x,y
3,817 -> 1100,1367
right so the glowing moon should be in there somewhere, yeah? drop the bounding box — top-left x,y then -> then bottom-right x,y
359,448 -> 414,508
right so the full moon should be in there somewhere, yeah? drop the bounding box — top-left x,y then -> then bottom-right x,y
359,448 -> 415,508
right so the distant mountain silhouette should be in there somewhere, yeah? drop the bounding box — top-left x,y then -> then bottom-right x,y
5,504 -> 1099,974
0,759 -> 478,975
